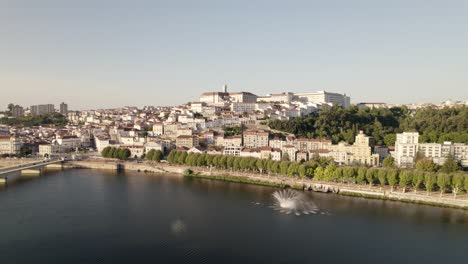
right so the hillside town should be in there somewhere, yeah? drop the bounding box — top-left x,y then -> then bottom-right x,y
1,86 -> 467,169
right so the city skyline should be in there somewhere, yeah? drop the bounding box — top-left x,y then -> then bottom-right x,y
1,0 -> 468,109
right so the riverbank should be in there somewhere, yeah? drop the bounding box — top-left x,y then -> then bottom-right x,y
67,159 -> 468,210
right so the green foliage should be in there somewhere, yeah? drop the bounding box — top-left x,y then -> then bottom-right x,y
382,156 -> 395,168
452,173 -> 465,197
386,169 -> 399,190
323,164 -> 337,181
183,169 -> 194,177
153,150 -> 163,162
101,147 -> 131,160
415,158 -> 439,172
164,150 -> 468,196
365,168 -> 377,186
377,169 -> 387,187
424,173 -> 437,193
436,173 -> 451,194
356,167 -> 367,184
439,155 -> 460,173
383,134 -> 397,147
146,149 -> 155,161
0,113 -> 68,127
399,170 -> 413,192
268,105 -> 468,144
412,171 -> 425,190
223,126 -> 242,137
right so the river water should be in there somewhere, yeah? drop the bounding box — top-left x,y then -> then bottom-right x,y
0,169 -> 467,263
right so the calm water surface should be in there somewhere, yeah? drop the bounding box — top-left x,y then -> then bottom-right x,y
0,169 -> 467,264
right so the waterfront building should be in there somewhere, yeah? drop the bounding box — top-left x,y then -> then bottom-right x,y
223,146 -> 242,156
243,130 -> 269,148
39,143 -> 61,157
327,131 -> 379,166
0,136 -> 22,155
94,136 -> 110,153
240,148 -> 261,159
394,132 -> 419,167
292,138 -> 332,152
281,145 -> 297,161
56,135 -> 82,151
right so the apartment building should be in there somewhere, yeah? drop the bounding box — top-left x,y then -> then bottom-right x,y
394,132 -> 419,167
243,130 -> 269,148
176,135 -> 199,149
0,136 -> 22,155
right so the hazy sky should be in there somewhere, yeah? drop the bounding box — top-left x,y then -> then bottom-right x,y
1,0 -> 467,110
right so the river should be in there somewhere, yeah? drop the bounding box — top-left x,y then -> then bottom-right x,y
0,169 -> 467,263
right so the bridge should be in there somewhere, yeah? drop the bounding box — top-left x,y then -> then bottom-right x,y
0,159 -> 64,184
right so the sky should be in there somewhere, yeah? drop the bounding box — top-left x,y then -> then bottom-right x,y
0,0 -> 467,110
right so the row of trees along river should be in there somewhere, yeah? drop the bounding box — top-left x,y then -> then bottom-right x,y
165,150 -> 468,198
268,105 -> 468,145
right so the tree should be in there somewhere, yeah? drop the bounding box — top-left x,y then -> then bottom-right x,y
356,167 -> 367,185
314,166 -> 324,181
196,154 -> 205,166
122,149 -> 131,160
382,156 -> 395,168
436,173 -> 451,197
424,173 -> 437,195
333,167 -> 343,182
177,152 -> 187,165
415,158 -> 439,172
451,173 -> 465,198
282,152 -> 290,162
256,159 -> 265,173
153,150 -> 163,162
464,175 -> 468,197
287,163 -> 299,177
7,103 -> 14,112
146,149 -> 155,161
412,170 -> 425,192
280,161 -> 290,175
439,155 -> 460,173
387,169 -> 398,192
167,150 -> 177,164
377,169 -> 387,187
383,134 -> 396,147
298,164 -> 307,178
343,167 -> 356,184
365,169 -> 376,187
323,164 -> 336,181
101,146 -> 112,158
399,170 -> 412,193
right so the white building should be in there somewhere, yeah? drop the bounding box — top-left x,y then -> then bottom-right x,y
56,135 -> 82,151
231,102 -> 256,113
294,91 -> 350,108
0,136 -> 22,155
394,132 -> 419,167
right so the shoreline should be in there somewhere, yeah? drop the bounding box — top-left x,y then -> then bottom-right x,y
65,160 -> 468,210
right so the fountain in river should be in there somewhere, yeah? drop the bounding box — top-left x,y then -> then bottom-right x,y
272,189 -> 319,216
